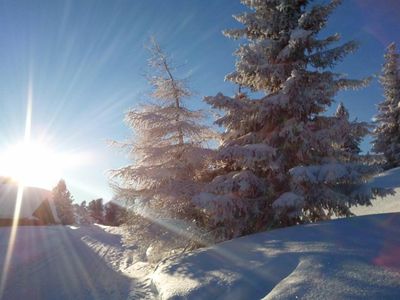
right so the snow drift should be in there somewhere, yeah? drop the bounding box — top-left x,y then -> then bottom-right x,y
152,213 -> 400,299
151,168 -> 400,299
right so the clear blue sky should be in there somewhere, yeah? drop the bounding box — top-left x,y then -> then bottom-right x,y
0,0 -> 398,203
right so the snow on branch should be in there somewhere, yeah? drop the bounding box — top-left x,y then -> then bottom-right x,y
272,192 -> 305,219
205,170 -> 267,198
217,144 -> 276,171
299,0 -> 341,31
290,163 -> 374,185
309,41 -> 359,69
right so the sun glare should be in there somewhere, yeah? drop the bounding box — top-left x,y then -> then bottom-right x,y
0,141 -> 65,189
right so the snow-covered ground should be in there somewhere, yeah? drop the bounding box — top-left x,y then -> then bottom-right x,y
151,168 -> 400,299
352,167 -> 400,216
0,168 -> 398,300
0,225 -> 155,300
152,213 -> 400,299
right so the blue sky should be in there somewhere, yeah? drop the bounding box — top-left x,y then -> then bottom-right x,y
0,0 -> 398,203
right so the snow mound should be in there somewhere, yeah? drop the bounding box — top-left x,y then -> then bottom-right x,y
152,213 -> 400,299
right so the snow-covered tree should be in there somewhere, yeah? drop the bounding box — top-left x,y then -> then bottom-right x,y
197,0 -> 379,239
110,39 -> 214,222
334,102 -> 370,160
73,201 -> 94,225
52,179 -> 75,225
335,101 -> 350,119
373,43 -> 400,168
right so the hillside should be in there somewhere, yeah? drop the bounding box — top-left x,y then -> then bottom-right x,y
0,168 -> 398,299
151,168 -> 400,299
152,213 -> 400,299
0,225 -> 151,299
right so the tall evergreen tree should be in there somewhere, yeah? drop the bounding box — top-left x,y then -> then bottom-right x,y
373,43 -> 400,168
110,39 -> 214,221
196,0 -> 378,239
52,179 -> 75,225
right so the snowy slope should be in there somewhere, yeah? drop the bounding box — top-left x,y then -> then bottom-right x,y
352,167 -> 400,216
151,168 -> 400,299
1,169 -> 398,300
152,213 -> 400,299
0,225 -> 156,300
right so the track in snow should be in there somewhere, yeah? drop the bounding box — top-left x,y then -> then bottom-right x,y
0,225 -> 154,300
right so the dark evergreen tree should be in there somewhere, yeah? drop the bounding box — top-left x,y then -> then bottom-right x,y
52,179 -> 75,225
88,198 -> 104,224
104,201 -> 127,226
334,102 -> 369,160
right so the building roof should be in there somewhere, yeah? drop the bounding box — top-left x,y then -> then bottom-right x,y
0,182 -> 59,223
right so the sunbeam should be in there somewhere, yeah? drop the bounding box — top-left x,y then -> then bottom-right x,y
0,79 -> 33,298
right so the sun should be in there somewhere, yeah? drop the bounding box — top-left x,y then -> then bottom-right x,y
0,141 -> 64,189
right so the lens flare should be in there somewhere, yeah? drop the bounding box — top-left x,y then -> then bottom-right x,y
0,79 -> 33,298
0,141 -> 64,189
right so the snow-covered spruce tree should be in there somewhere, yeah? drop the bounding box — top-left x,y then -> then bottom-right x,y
196,0 -> 380,239
334,102 -> 370,160
110,39 -> 214,226
373,43 -> 400,168
52,179 -> 75,225
73,201 -> 94,225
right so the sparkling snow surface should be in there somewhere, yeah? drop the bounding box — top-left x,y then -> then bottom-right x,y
151,168 -> 400,299
152,213 -> 400,299
0,169 -> 398,300
0,225 -> 154,300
